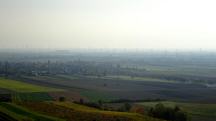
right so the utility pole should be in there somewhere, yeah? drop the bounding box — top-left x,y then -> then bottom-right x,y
47,60 -> 51,75
4,61 -> 9,78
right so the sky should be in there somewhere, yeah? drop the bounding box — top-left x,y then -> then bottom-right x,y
0,0 -> 216,50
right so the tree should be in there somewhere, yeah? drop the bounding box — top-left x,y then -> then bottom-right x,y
148,103 -> 188,121
153,103 -> 165,118
98,100 -> 103,107
103,83 -> 107,87
47,60 -> 51,74
59,97 -> 66,102
79,98 -> 84,104
103,71 -> 107,76
174,106 -> 180,112
4,61 -> 9,77
175,111 -> 188,121
124,103 -> 132,112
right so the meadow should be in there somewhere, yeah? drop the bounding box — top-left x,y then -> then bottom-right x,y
0,78 -> 62,92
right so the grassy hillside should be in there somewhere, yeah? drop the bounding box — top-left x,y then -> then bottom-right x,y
19,101 -> 164,121
0,77 -> 62,92
55,102 -> 165,121
0,102 -> 64,121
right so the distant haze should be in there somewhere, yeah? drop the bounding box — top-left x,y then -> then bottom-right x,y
0,0 -> 216,50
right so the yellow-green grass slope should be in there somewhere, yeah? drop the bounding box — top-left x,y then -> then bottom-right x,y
54,101 -> 165,121
0,102 -> 64,121
0,77 -> 63,92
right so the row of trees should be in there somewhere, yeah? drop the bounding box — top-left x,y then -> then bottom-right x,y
1,60 -> 213,84
59,97 -> 132,112
148,103 -> 188,121
0,60 -> 126,77
60,97 -> 188,121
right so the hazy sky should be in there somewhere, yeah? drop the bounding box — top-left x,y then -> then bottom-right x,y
0,0 -> 216,50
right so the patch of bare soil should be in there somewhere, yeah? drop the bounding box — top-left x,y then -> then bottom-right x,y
48,91 -> 88,102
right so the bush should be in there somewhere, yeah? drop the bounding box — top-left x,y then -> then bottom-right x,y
118,103 -> 132,112
59,97 -> 66,102
79,98 -> 84,104
148,103 -> 188,121
124,103 -> 132,111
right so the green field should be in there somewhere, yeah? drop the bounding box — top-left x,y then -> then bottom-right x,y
59,75 -> 179,83
80,90 -> 117,102
12,92 -> 53,102
123,64 -> 216,78
106,75 -> 177,83
0,102 -> 64,121
137,101 -> 216,121
0,78 -> 62,92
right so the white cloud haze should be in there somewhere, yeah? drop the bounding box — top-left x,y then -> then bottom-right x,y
0,0 -> 216,50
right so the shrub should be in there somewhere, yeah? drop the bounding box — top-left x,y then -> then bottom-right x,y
59,97 -> 66,102
148,103 -> 188,121
118,103 -> 132,112
79,98 -> 84,104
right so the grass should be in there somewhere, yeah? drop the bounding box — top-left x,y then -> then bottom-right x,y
0,77 -> 63,92
80,90 -> 117,102
18,101 -> 164,121
105,75 -> 177,83
56,75 -> 79,80
0,102 -> 64,121
142,65 -> 216,78
122,64 -> 216,78
0,104 -> 27,120
76,75 -> 178,83
137,101 -> 216,120
54,101 -> 100,111
54,101 -> 164,121
12,92 -> 53,102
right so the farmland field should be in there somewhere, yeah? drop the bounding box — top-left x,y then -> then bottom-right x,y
0,78 -> 63,92
0,51 -> 216,121
21,75 -> 216,103
83,75 -> 178,83
12,92 -> 53,102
